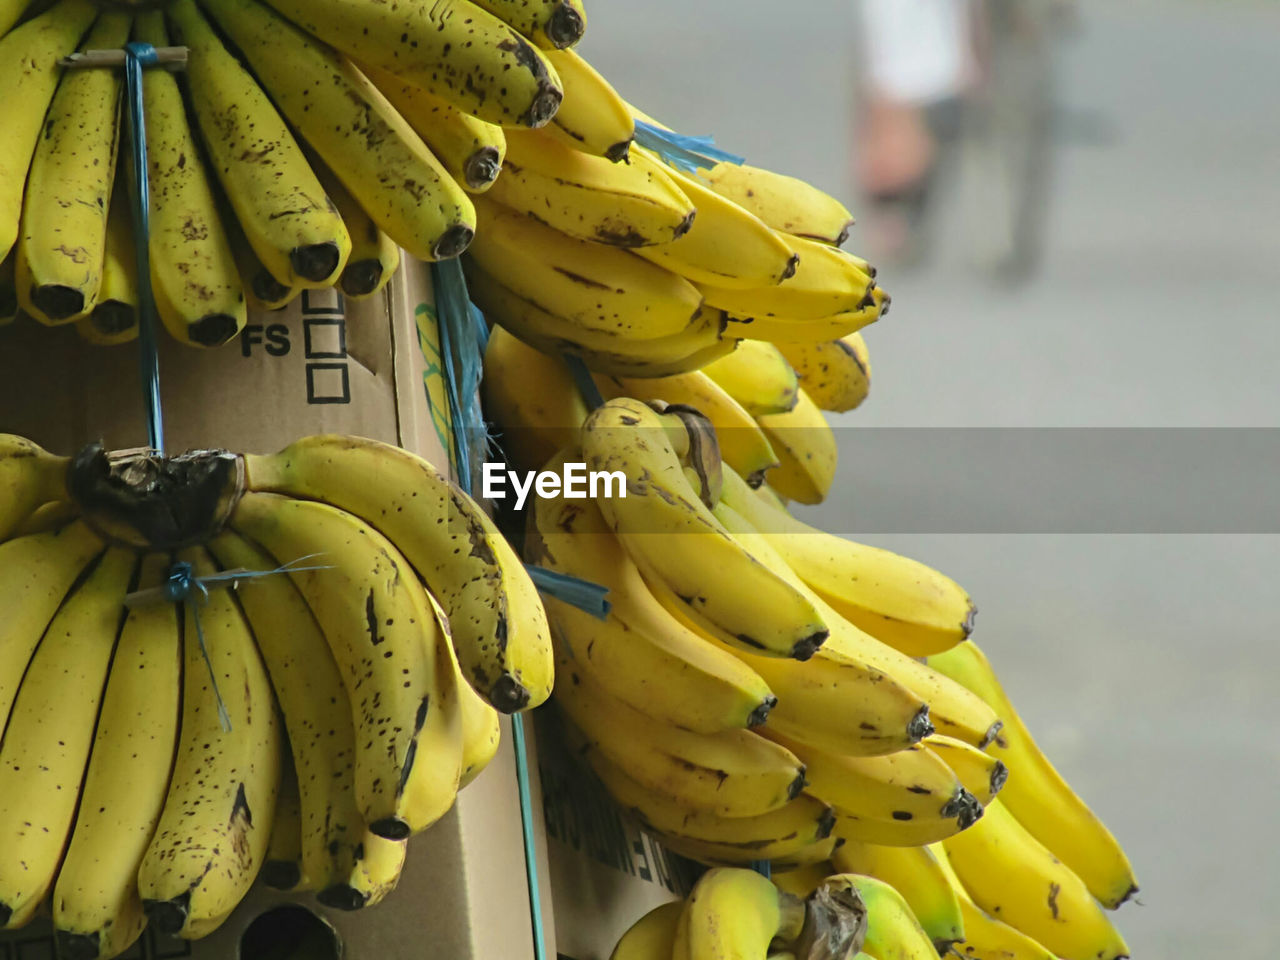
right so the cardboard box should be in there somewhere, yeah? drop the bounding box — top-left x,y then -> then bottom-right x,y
0,258 -> 557,960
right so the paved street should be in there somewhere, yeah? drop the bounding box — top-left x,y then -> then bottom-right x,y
588,1 -> 1280,954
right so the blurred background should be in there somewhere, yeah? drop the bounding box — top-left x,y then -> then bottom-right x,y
585,0 -> 1280,955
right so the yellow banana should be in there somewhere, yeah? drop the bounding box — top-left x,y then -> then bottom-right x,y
930,843 -> 1058,960
0,0 -> 34,37
596,370 -> 781,485
678,868 -> 807,960
242,434 -> 553,712
835,873 -> 939,960
204,0 -> 475,262
0,521 -> 105,730
0,432 -> 70,539
306,150 -> 400,300
779,334 -> 871,413
223,202 -> 300,313
137,550 -> 281,938
78,185 -> 139,345
927,641 -> 1138,908
723,291 -> 884,345
541,47 -> 634,160
697,163 -> 857,246
720,466 -> 976,659
364,63 -> 507,193
0,0 -> 98,263
169,0 -> 350,288
257,0 -> 563,127
11,499 -> 78,537
341,834 -> 408,909
610,901 -> 683,960
924,735 -> 1007,807
771,862 -> 834,901
52,553 -> 182,960
831,843 -> 964,954
555,650 -> 804,818
490,130 -> 693,246
633,149 -> 799,289
769,837 -> 842,874
711,496 -> 1000,747
16,13 -> 129,324
526,486 -> 777,734
260,758 -> 306,892
942,802 -> 1129,960
229,491 -> 460,839
755,388 -> 837,504
701,236 -> 875,320
582,397 -> 828,659
470,0 -> 586,49
833,809 -> 979,850
136,11 -> 246,347
469,196 -> 703,340
482,325 -> 589,473
703,340 -> 800,417
0,547 -> 136,930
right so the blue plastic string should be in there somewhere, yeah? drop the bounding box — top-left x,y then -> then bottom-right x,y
561,353 -> 604,411
750,859 -> 772,880
526,567 -> 611,620
633,119 -> 745,176
122,42 -> 165,455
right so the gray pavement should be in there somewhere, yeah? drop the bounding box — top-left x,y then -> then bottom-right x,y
587,1 -> 1280,954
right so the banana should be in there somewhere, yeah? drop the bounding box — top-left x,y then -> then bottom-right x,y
0,521 -> 105,730
0,547 -> 137,930
590,749 -> 835,864
256,0 -> 563,128
468,262 -> 727,375
489,130 -> 693,246
701,237 -> 875,321
482,325 -> 589,473
723,292 -> 884,345
926,641 -> 1138,908
582,397 -> 827,658
12,499 -> 79,537
710,498 -> 998,748
204,0 -> 476,262
52,553 -> 182,960
205,531 -> 366,900
241,434 -> 553,712
720,466 -> 976,659
760,731 -> 967,827
468,196 -> 703,340
364,64 -> 507,193
541,47 -> 633,160
0,0 -> 98,264
78,186 -> 139,345
633,149 -> 800,289
169,0 -> 351,288
770,837 -> 842,875
0,0 -> 33,36
470,0 -> 585,49
833,808 -> 981,849
137,549 -> 281,938
595,371 -> 780,486
15,13 -> 128,324
677,868 -> 807,960
1,251 -> 15,324
260,757 -> 306,892
610,901 -> 683,960
924,735 -> 1007,807
223,204 -> 300,313
703,340 -> 800,417
135,11 -> 246,347
835,873 -> 939,960
941,802 -> 1129,960
341,834 -> 408,909
771,862 -> 833,900
0,432 -> 70,539
831,842 -> 964,954
525,487 -> 777,734
754,388 -> 836,504
306,150 -> 400,300
695,162 -> 857,246
229,491 -> 460,839
555,650 -> 804,818
929,843 -> 1057,960
779,334 -> 871,413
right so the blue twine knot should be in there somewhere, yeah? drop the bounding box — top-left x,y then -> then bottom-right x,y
633,119 -> 746,176
125,40 -> 159,66
163,560 -> 205,604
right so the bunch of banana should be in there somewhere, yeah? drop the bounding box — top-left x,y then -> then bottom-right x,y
0,0 -> 589,346
0,431 -> 546,955
610,867 -> 867,960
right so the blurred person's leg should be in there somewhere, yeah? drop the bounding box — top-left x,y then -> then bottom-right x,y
856,0 -> 973,261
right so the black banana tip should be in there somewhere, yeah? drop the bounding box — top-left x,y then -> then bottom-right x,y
252,270 -> 292,306
954,789 -> 984,830
961,602 -> 978,637
547,3 -> 585,48
816,806 -> 837,840
790,629 -> 829,661
0,902 -> 10,927
32,283 -> 85,321
746,694 -> 778,727
189,312 -> 241,347
1115,883 -> 1140,908
91,300 -> 136,335
262,859 -> 304,890
990,760 -> 1009,797
316,884 -> 369,912
432,224 -> 475,261
340,260 -> 384,298
489,674 -> 532,714
144,893 -> 190,935
605,138 -> 633,164
932,938 -> 962,957
54,931 -> 100,960
835,221 -> 855,248
526,84 -> 564,128
673,209 -> 697,240
465,147 -> 503,189
788,767 -> 808,800
979,720 -> 1004,749
369,816 -> 412,841
290,241 -> 343,283
780,254 -> 800,282
907,706 -> 935,742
